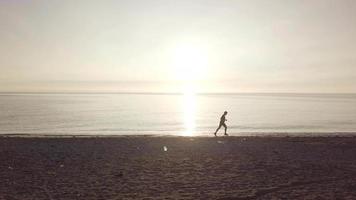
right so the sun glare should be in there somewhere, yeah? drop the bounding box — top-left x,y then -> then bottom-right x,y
171,43 -> 207,136
182,89 -> 197,136
172,44 -> 208,81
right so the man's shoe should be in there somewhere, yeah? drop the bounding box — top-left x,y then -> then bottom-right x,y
224,133 -> 229,136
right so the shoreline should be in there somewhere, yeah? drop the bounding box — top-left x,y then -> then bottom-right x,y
1,132 -> 356,138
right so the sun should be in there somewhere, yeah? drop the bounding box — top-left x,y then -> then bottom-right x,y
172,44 -> 208,82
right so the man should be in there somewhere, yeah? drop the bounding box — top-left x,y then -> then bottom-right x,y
214,111 -> 228,136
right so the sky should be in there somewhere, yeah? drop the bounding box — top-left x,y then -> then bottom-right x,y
0,0 -> 356,93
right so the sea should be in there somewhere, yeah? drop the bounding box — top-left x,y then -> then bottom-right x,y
0,93 -> 356,136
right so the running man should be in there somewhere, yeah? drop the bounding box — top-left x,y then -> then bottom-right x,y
214,111 -> 228,136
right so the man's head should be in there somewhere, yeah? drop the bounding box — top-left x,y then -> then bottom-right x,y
224,111 -> 228,115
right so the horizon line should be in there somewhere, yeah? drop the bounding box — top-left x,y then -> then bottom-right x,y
1,91 -> 356,96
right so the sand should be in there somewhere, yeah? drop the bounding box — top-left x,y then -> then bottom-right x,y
1,136 -> 356,199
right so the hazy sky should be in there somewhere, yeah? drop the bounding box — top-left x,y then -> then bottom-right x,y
1,0 -> 356,93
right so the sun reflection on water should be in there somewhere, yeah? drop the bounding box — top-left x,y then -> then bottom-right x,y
182,87 -> 197,136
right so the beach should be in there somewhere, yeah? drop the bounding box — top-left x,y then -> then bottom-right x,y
1,136 -> 356,199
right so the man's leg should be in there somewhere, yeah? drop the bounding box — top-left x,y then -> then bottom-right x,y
223,124 -> 228,136
214,124 -> 222,136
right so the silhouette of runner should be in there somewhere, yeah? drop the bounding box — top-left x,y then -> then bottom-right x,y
214,111 -> 228,136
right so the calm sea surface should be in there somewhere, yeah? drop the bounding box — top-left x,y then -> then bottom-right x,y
0,93 -> 356,136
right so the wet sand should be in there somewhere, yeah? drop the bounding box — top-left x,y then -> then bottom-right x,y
1,136 -> 356,199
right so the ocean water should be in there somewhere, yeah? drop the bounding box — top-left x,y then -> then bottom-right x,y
0,93 -> 356,136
